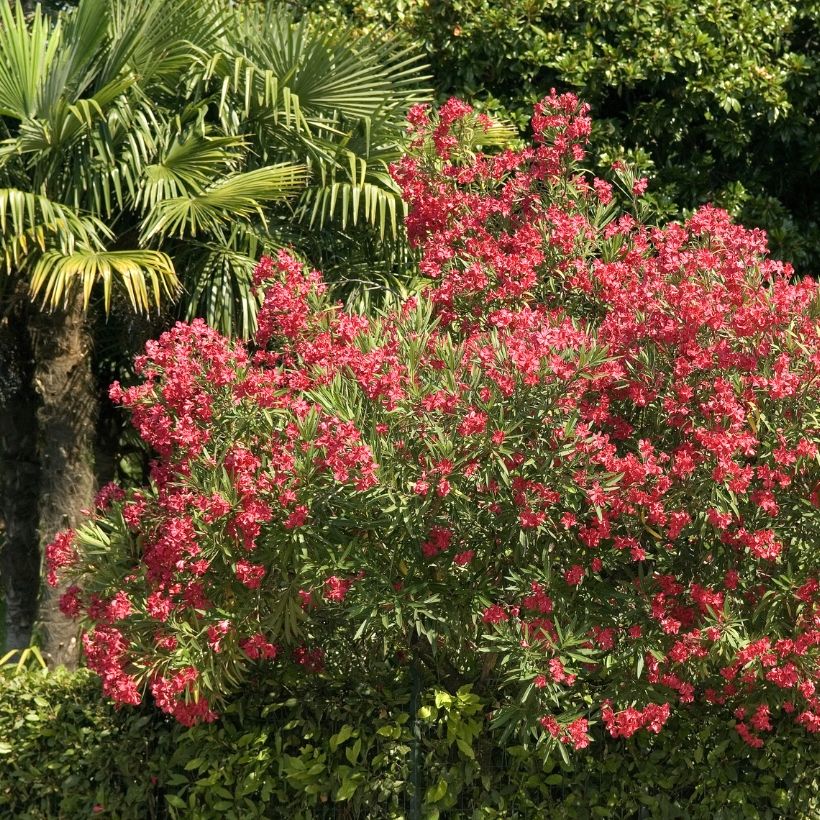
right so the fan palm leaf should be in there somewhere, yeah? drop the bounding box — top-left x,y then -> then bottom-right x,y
171,218 -> 298,338
0,1 -> 62,120
102,0 -> 229,89
178,241 -> 262,339
185,4 -> 430,243
137,129 -> 246,212
140,163 -> 308,241
0,188 -> 108,266
30,247 -> 178,312
0,2 -> 185,312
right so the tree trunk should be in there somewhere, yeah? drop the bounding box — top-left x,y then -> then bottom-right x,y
30,294 -> 97,669
0,304 -> 41,652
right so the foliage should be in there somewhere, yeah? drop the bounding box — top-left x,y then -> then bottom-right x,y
297,0 -> 820,274
0,0 -> 429,335
0,0 -> 429,660
0,666 -> 173,818
49,94 -> 820,753
2,666 -> 820,818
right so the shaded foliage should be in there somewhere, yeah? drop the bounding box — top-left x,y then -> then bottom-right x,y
1,665 -> 819,818
298,0 -> 820,274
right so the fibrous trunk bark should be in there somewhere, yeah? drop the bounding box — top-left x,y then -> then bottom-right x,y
30,294 -> 97,669
0,303 -> 40,651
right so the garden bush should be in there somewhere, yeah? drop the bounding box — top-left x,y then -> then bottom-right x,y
47,93 -> 820,761
298,0 -> 820,274
2,667 -> 820,818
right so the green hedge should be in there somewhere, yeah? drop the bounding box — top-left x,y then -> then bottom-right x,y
2,668 -> 819,819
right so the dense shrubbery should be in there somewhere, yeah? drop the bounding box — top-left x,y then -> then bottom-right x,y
47,94 -> 820,759
298,0 -> 820,273
2,667 -> 820,818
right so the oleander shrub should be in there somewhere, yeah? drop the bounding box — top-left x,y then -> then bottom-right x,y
48,93 -> 820,757
2,667 -> 820,818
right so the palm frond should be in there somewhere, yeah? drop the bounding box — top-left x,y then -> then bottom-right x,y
137,130 -> 246,212
220,5 -> 429,124
0,0 -> 430,329
103,0 -> 229,88
140,163 -> 307,241
29,247 -> 178,313
300,177 -> 404,239
172,218 -> 298,337
293,218 -> 419,312
39,0 -> 110,111
16,73 -> 137,156
295,144 -> 407,238
188,50 -> 311,136
474,121 -> 520,149
64,96 -> 163,216
0,187 -> 109,268
184,5 -> 429,242
0,2 -> 62,120
178,241 -> 262,339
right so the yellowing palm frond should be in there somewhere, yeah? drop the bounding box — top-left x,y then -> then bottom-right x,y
30,247 -> 178,312
0,188 -> 109,268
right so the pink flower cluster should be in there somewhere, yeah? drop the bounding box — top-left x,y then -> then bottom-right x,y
150,666 -> 217,726
390,92 -> 820,746
45,529 -> 76,587
601,701 -> 672,738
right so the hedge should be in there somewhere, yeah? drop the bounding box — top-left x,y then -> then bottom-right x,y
2,667 -> 819,819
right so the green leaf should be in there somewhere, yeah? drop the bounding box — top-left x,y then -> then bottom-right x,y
456,738 -> 475,759
345,737 -> 362,764
336,777 -> 359,801
329,724 -> 354,752
426,778 -> 448,803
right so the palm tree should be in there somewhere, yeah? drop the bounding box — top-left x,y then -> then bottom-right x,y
0,0 -> 428,663
146,1 -> 427,333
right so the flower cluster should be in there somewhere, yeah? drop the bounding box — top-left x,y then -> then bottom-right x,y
389,93 -> 820,748
51,93 -> 820,750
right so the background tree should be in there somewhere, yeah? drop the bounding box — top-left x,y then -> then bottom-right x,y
298,0 -> 820,275
0,0 -> 427,661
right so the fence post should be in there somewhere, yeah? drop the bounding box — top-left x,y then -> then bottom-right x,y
409,658 -> 422,820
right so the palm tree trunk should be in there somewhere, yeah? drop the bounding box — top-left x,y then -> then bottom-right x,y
0,305 -> 40,651
30,294 -> 97,668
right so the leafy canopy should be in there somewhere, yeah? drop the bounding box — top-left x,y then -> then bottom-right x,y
0,0 -> 429,333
